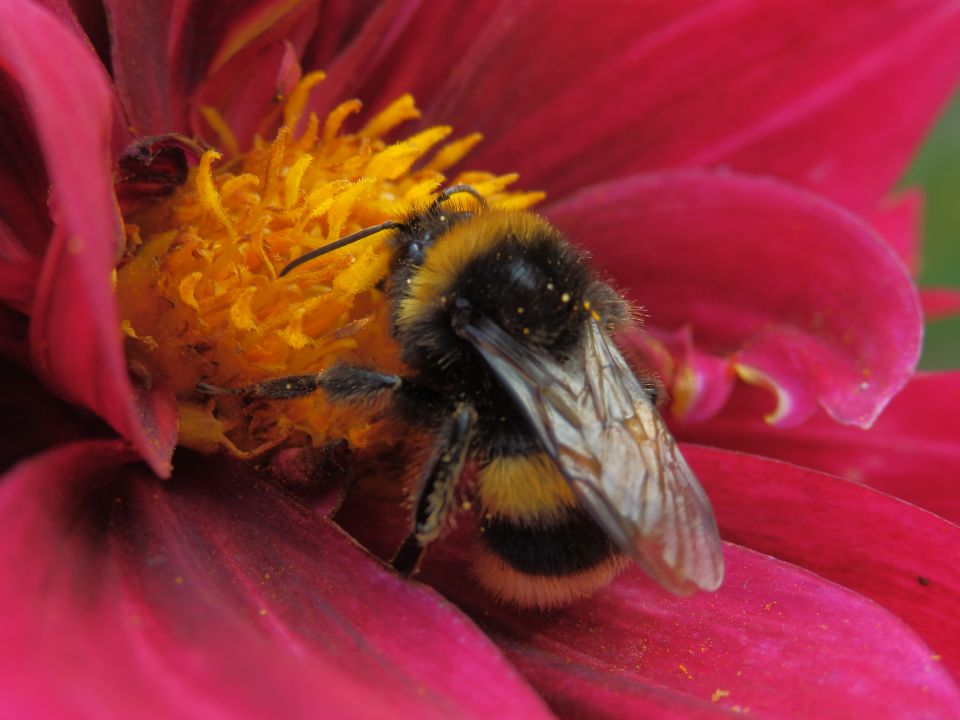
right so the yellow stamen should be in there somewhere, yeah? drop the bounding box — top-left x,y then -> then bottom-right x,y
197,151 -> 236,237
116,73 -> 543,457
323,99 -> 362,143
362,93 -> 420,138
283,70 -> 326,129
426,132 -> 484,172
365,126 -> 452,180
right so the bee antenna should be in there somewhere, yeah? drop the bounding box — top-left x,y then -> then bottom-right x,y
279,220 -> 403,277
434,184 -> 487,209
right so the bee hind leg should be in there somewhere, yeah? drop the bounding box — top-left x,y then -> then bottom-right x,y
392,403 -> 477,575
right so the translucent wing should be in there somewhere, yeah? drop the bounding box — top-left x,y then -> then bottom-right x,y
461,318 -> 724,593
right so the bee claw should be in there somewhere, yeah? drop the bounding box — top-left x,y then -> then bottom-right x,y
196,381 -> 234,395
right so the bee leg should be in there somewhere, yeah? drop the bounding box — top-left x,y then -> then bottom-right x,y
196,375 -> 323,399
196,365 -> 402,401
434,184 -> 486,208
392,403 -> 478,575
316,365 -> 403,403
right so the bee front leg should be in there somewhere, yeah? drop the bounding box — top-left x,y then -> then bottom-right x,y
392,403 -> 478,575
196,365 -> 403,401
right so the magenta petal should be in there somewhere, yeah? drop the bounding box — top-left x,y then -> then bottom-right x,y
547,170 -> 922,428
408,1 -> 960,214
682,372 -> 960,526
0,445 -> 551,718
684,444 -> 960,680
870,191 -> 922,276
0,0 -> 177,475
922,288 -> 960,320
425,542 -> 959,718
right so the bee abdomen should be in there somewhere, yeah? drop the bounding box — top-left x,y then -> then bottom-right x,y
480,510 -> 617,575
474,452 -> 626,607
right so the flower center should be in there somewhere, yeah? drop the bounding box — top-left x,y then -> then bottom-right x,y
116,72 -> 542,458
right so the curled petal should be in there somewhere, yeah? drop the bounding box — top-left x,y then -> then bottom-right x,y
684,445 -> 960,679
547,170 -> 922,428
0,445 -> 551,719
622,327 -> 735,424
681,372 -> 960,526
0,0 -> 177,474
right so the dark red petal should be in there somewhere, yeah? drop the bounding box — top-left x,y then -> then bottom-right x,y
301,0 -> 383,70
0,257 -> 39,314
0,75 -> 51,256
0,357 -> 108,472
922,288 -> 960,320
189,2 -> 320,150
388,1 -> 960,214
421,541 -> 960,718
106,0 -> 321,136
681,372 -> 960,526
0,0 -> 177,475
303,0 -> 424,118
547,171 -> 922,428
0,445 -> 552,719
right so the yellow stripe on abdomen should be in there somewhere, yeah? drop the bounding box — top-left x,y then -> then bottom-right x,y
477,452 -> 577,525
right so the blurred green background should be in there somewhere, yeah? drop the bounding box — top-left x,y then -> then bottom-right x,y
905,92 -> 960,370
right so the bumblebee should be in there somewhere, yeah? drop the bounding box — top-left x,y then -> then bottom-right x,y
208,186 -> 724,607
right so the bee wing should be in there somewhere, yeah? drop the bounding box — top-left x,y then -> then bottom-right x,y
461,318 -> 724,594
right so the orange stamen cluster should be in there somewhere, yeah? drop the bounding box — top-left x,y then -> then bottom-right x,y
116,71 -> 543,457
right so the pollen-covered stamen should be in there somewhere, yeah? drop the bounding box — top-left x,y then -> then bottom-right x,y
116,71 -> 545,457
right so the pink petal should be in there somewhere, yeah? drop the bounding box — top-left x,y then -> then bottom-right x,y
681,372 -> 960,526
685,444 -> 960,680
0,0 -> 177,475
378,1 -> 960,215
421,539 -> 959,719
0,444 -> 552,719
501,655 -> 730,720
922,288 -> 960,320
870,190 -> 922,276
547,170 -> 922,428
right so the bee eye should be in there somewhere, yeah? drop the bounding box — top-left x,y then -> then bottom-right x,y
407,241 -> 424,263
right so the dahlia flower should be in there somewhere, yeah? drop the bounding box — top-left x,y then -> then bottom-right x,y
1,0 -> 959,717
